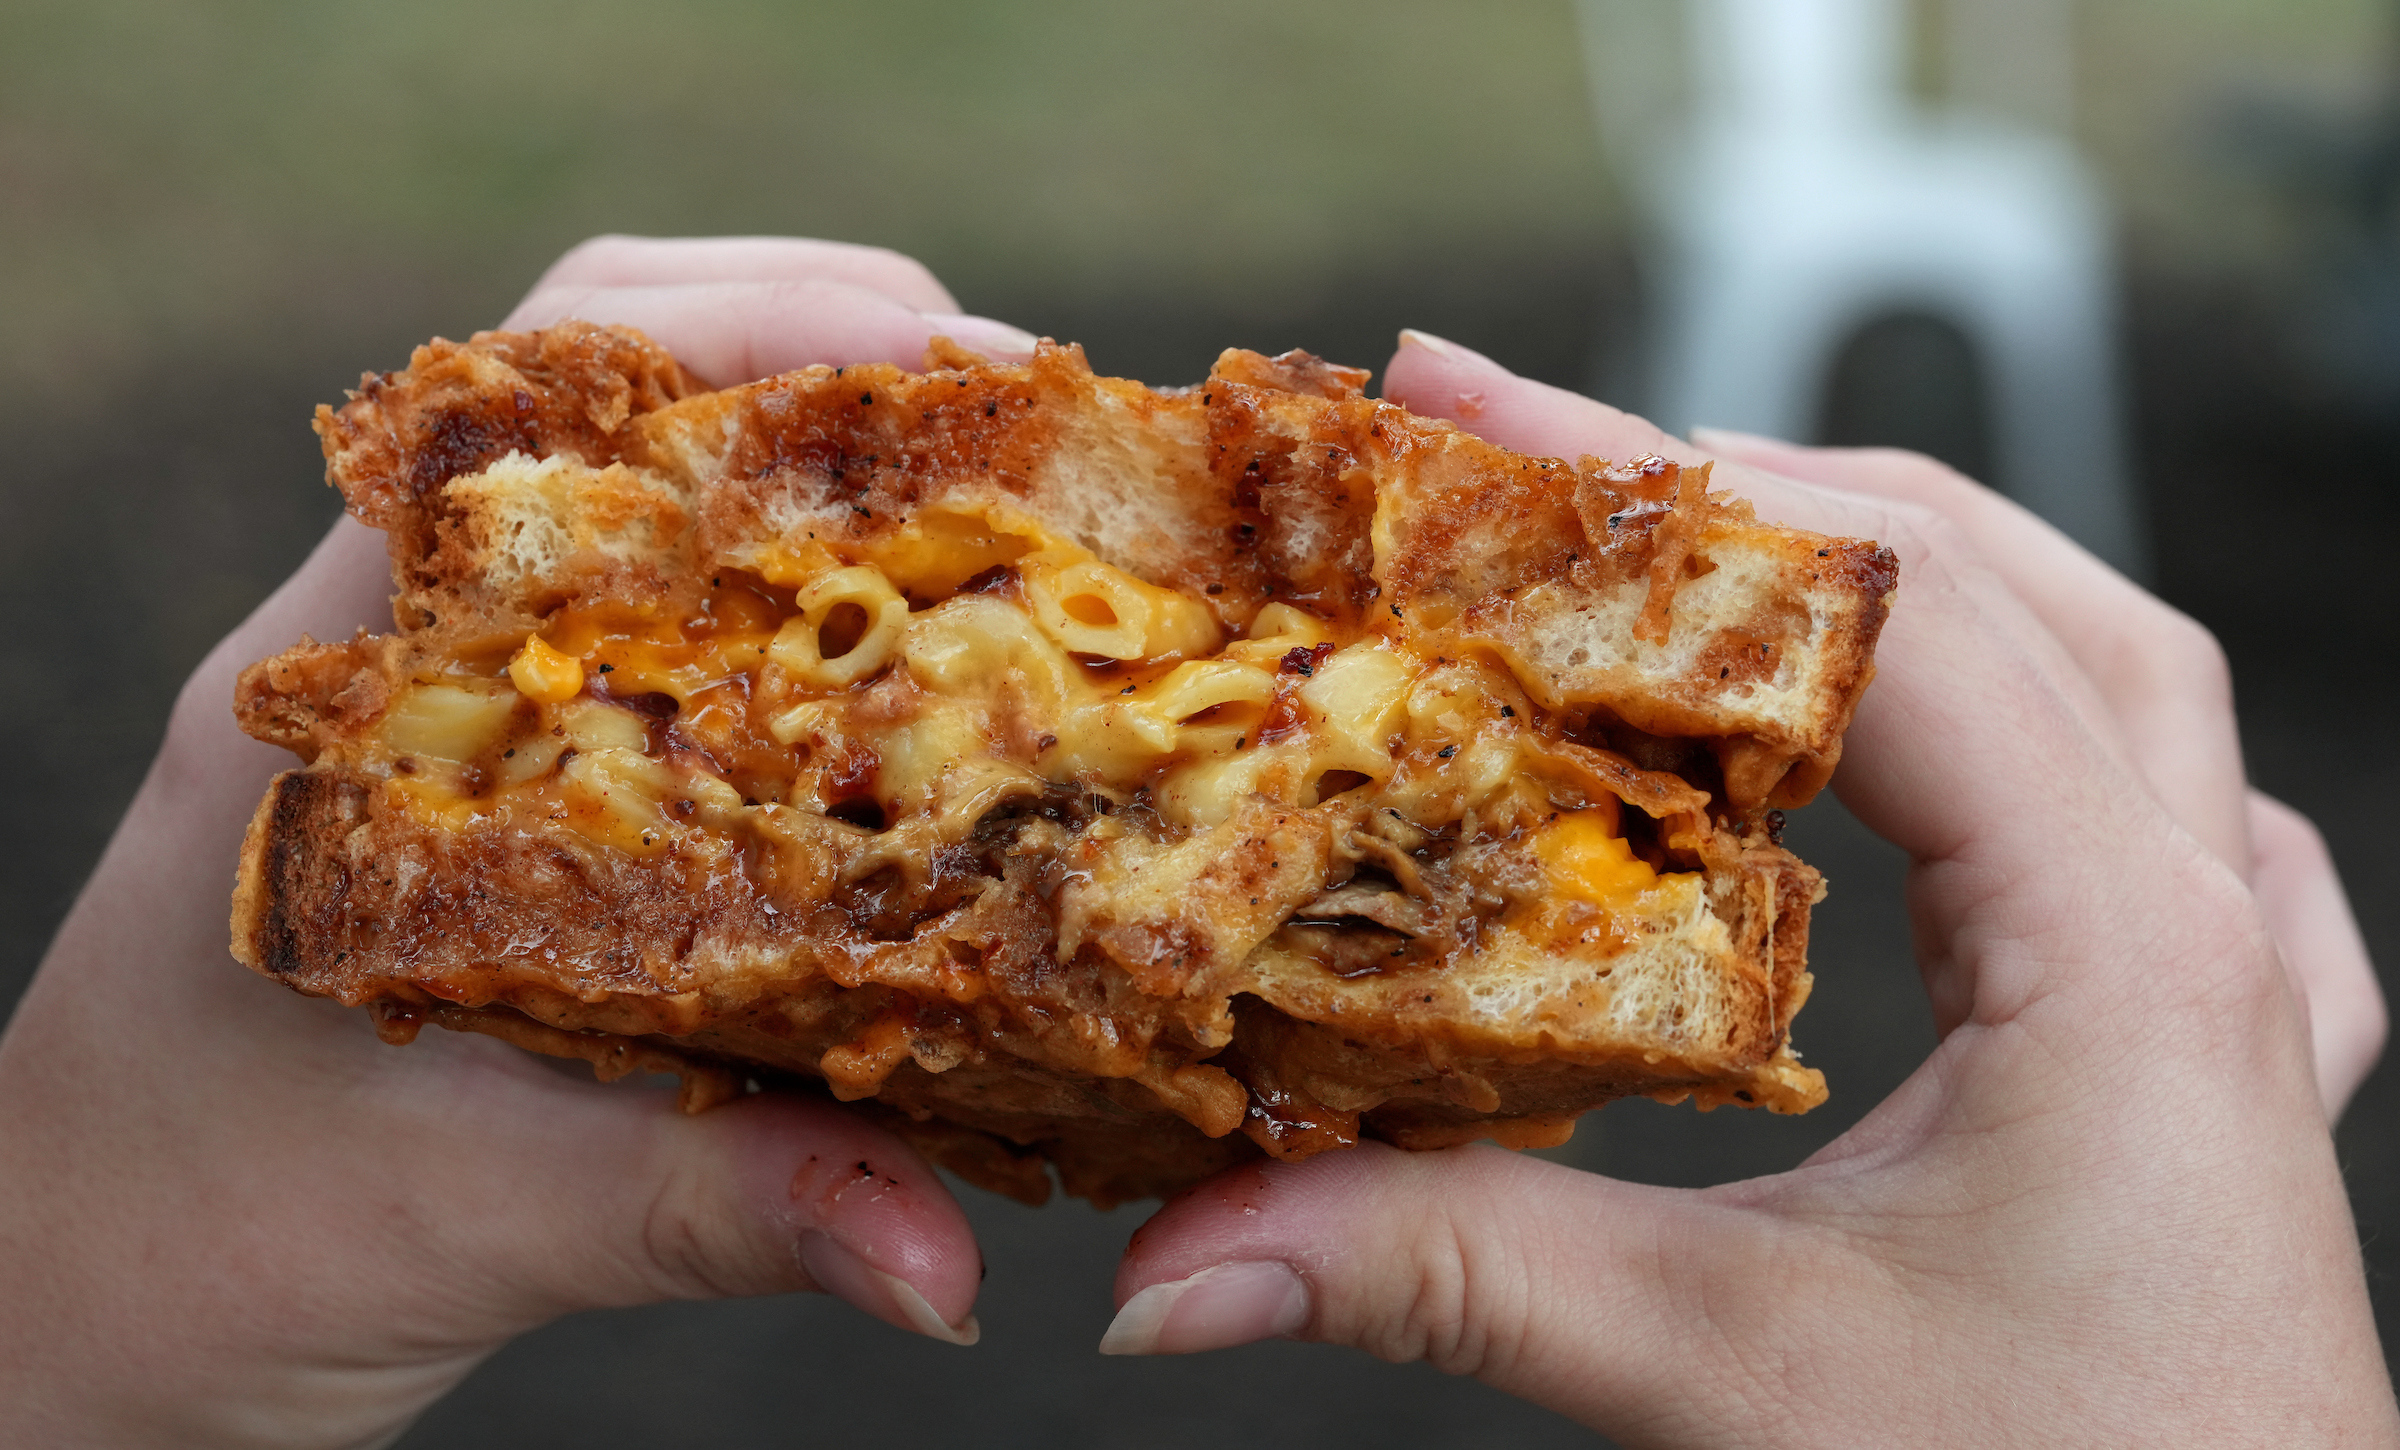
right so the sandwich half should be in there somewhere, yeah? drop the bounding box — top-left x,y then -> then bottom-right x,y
232,323 -> 1895,1207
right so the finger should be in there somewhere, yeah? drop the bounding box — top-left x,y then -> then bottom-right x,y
361,1039 -> 985,1344
1383,329 -> 1700,466
530,234 -> 962,314
503,279 -> 1039,387
1690,428 -> 2249,874
2248,792 -> 2386,1118
1104,1143 -> 1834,1440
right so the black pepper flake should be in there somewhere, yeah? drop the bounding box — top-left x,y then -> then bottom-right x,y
1119,684 -> 1135,695
859,392 -> 873,406
984,401 -> 997,417
596,663 -> 614,674
852,504 -> 871,516
503,748 -> 516,758
1816,548 -> 1829,557
1720,666 -> 1730,678
1235,735 -> 1247,749
1205,582 -> 1224,595
1036,732 -> 1059,752
1437,745 -> 1457,758
711,576 -> 721,587
1500,705 -> 1515,717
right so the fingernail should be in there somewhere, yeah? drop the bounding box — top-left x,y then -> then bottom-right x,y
925,313 -> 1041,361
799,1231 -> 980,1346
1097,1261 -> 1308,1356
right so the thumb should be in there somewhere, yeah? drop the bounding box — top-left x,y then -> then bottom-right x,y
378,1035 -> 985,1347
1101,1143 -> 1793,1436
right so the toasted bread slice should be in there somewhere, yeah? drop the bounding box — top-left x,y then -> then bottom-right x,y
231,323 -> 1894,1206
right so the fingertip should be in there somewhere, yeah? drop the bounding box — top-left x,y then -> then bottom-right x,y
499,283 -> 587,333
1097,1260 -> 1309,1357
1393,326 -> 1493,368
525,233 -> 634,293
1382,328 -> 1503,415
798,1232 -> 981,1347
711,1093 -> 984,1336
923,313 -> 1041,363
1383,333 -> 1690,466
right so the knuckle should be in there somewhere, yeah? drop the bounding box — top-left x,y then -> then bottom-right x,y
636,1162 -> 744,1301
1881,501 -> 1983,573
2253,793 -> 2332,867
1344,1193 -> 1533,1381
2172,883 -> 2292,1018
2146,609 -> 2233,704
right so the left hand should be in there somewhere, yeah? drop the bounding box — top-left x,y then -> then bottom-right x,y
0,235 -> 1035,1450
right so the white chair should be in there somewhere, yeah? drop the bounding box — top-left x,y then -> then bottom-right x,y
1576,0 -> 2147,575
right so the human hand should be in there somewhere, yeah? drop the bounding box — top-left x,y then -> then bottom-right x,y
1104,331 -> 2397,1445
0,236 -> 1036,1450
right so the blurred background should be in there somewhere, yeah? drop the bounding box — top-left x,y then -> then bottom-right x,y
4,0 -> 2397,1443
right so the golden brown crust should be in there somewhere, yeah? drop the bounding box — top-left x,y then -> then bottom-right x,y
234,325 -> 1893,1206
315,323 -> 701,628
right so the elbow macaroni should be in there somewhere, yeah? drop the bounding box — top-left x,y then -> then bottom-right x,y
1024,552 -> 1220,661
770,565 -> 911,689
387,501 -> 1655,892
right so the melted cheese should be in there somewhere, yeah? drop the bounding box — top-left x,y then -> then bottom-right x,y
1532,804 -> 1665,910
371,505 -> 1693,937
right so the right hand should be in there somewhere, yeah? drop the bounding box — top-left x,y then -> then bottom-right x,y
1104,330 -> 2396,1446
